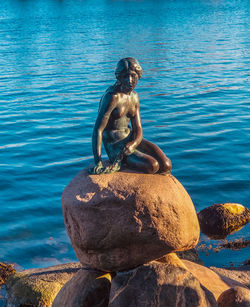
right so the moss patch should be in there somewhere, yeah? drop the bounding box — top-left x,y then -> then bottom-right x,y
5,262 -> 81,307
223,203 -> 245,215
198,203 -> 250,239
0,262 -> 16,285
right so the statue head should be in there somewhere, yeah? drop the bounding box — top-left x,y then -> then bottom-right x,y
115,58 -> 143,93
115,57 -> 143,80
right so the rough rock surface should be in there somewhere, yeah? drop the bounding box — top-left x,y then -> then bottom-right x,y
182,260 -> 240,300
5,262 -> 81,307
109,253 -> 217,307
217,286 -> 250,307
198,203 -> 250,239
53,269 -> 112,307
5,261 -> 249,306
210,266 -> 250,289
62,168 -> 200,271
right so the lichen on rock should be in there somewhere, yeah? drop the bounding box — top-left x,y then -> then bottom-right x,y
198,203 -> 250,239
0,262 -> 16,286
5,262 -> 81,307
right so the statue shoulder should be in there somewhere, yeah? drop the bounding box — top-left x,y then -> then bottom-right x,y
98,86 -> 118,112
132,90 -> 140,106
102,86 -> 119,102
132,90 -> 139,98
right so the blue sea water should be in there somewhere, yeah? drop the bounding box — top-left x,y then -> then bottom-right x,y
0,0 -> 249,269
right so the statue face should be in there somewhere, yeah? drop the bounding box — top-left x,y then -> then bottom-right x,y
119,70 -> 139,93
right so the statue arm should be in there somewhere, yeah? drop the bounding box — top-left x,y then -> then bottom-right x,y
123,101 -> 143,156
92,94 -> 116,165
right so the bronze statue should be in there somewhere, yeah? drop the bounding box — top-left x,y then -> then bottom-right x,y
89,57 -> 172,174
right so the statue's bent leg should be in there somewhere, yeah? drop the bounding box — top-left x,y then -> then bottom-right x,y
137,139 -> 172,173
125,150 -> 159,174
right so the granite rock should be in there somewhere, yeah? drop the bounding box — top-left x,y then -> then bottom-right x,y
5,261 -> 249,306
5,262 -> 81,307
109,253 -> 217,307
217,286 -> 250,307
210,266 -> 250,289
198,203 -> 250,239
183,260 -> 236,300
62,168 -> 200,271
53,269 -> 112,307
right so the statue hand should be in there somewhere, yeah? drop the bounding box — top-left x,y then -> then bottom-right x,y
88,161 -> 104,175
123,143 -> 136,156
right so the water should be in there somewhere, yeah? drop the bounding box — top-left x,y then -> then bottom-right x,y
0,0 -> 249,269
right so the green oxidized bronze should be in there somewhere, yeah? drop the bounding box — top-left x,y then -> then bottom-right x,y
89,57 -> 172,175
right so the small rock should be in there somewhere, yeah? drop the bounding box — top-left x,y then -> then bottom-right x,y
53,269 -> 112,307
198,203 -> 250,239
5,262 -> 81,307
62,168 -> 200,271
217,286 -> 250,307
109,253 -> 217,307
219,238 -> 250,250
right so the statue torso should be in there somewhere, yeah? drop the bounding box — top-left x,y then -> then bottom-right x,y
101,88 -> 139,142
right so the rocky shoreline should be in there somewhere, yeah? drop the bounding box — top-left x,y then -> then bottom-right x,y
1,168 -> 249,306
1,254 -> 249,306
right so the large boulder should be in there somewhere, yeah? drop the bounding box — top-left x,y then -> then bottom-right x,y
62,168 -> 200,271
198,203 -> 250,239
109,253 -> 217,307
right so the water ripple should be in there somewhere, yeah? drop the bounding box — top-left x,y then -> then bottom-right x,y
0,0 -> 249,269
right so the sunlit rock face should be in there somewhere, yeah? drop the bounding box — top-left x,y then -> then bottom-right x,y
109,254 -> 217,307
62,168 -> 200,272
198,203 -> 250,240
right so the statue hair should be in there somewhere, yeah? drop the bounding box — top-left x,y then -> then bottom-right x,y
115,57 -> 143,80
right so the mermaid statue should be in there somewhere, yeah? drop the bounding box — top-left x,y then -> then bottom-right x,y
89,57 -> 171,175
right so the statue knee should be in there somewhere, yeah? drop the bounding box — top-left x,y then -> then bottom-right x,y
147,159 -> 159,174
161,158 -> 172,173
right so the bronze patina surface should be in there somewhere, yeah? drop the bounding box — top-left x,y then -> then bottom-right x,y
90,58 -> 171,174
